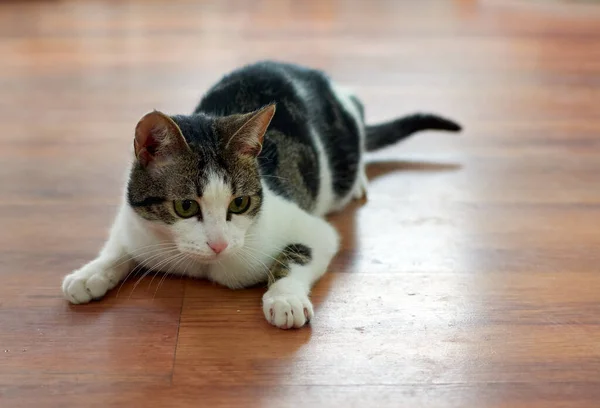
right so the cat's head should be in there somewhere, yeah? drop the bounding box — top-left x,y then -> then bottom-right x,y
126,104 -> 276,262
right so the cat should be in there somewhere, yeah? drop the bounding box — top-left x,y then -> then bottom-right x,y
61,61 -> 461,329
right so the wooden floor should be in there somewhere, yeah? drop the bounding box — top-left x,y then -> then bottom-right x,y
2,0 -> 600,407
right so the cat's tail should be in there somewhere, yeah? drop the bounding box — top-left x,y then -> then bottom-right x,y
365,113 -> 462,152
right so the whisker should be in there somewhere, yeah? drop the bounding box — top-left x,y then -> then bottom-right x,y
153,252 -> 189,299
261,174 -> 290,182
113,243 -> 179,284
117,248 -> 179,297
148,248 -> 181,288
237,247 -> 276,284
129,251 -> 183,299
179,253 -> 195,287
112,242 -> 179,269
247,247 -> 288,269
229,251 -> 256,281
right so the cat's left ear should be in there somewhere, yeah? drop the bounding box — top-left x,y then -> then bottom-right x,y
223,104 -> 276,157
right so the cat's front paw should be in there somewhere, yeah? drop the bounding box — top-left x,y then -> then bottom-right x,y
62,262 -> 120,304
262,286 -> 314,329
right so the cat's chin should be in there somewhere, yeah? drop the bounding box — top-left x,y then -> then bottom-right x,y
184,252 -> 224,264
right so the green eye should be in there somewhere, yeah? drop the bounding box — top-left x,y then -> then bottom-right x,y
228,196 -> 251,214
173,199 -> 200,218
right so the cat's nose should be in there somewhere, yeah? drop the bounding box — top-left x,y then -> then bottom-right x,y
207,241 -> 228,254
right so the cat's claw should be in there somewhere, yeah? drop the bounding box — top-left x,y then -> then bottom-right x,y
262,291 -> 314,329
62,264 -> 118,304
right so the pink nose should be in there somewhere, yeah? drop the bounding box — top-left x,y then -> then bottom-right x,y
207,241 -> 228,254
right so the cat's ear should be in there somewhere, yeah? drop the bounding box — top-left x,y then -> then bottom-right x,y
134,111 -> 190,167
224,104 -> 276,157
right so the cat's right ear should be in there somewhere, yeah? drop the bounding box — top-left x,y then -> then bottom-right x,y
134,111 -> 190,167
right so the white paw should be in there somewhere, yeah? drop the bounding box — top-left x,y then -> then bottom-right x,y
352,169 -> 368,200
262,284 -> 314,329
352,184 -> 367,200
62,262 -> 119,304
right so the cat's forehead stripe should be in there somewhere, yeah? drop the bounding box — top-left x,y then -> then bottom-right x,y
196,165 -> 232,197
202,172 -> 232,201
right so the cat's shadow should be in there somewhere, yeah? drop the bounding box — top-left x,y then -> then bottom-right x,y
366,159 -> 461,180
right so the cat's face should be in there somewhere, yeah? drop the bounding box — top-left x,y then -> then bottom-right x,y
127,105 -> 275,262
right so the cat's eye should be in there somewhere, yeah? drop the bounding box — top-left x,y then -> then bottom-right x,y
228,196 -> 251,214
173,199 -> 200,218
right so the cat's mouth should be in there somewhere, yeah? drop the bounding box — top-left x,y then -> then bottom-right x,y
179,248 -> 226,264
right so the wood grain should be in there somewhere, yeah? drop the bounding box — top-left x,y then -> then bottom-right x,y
1,0 -> 600,407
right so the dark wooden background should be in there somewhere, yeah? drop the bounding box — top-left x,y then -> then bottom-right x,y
1,1 -> 600,407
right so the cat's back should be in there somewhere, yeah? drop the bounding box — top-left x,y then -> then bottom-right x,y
196,61 -> 363,215
196,61 -> 317,116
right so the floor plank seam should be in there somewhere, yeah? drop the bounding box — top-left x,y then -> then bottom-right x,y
169,286 -> 185,386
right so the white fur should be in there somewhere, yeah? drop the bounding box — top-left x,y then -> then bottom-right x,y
62,80 -> 367,329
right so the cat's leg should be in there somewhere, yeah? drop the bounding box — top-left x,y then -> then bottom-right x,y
330,81 -> 368,202
262,211 -> 339,329
62,209 -> 132,304
352,161 -> 368,200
